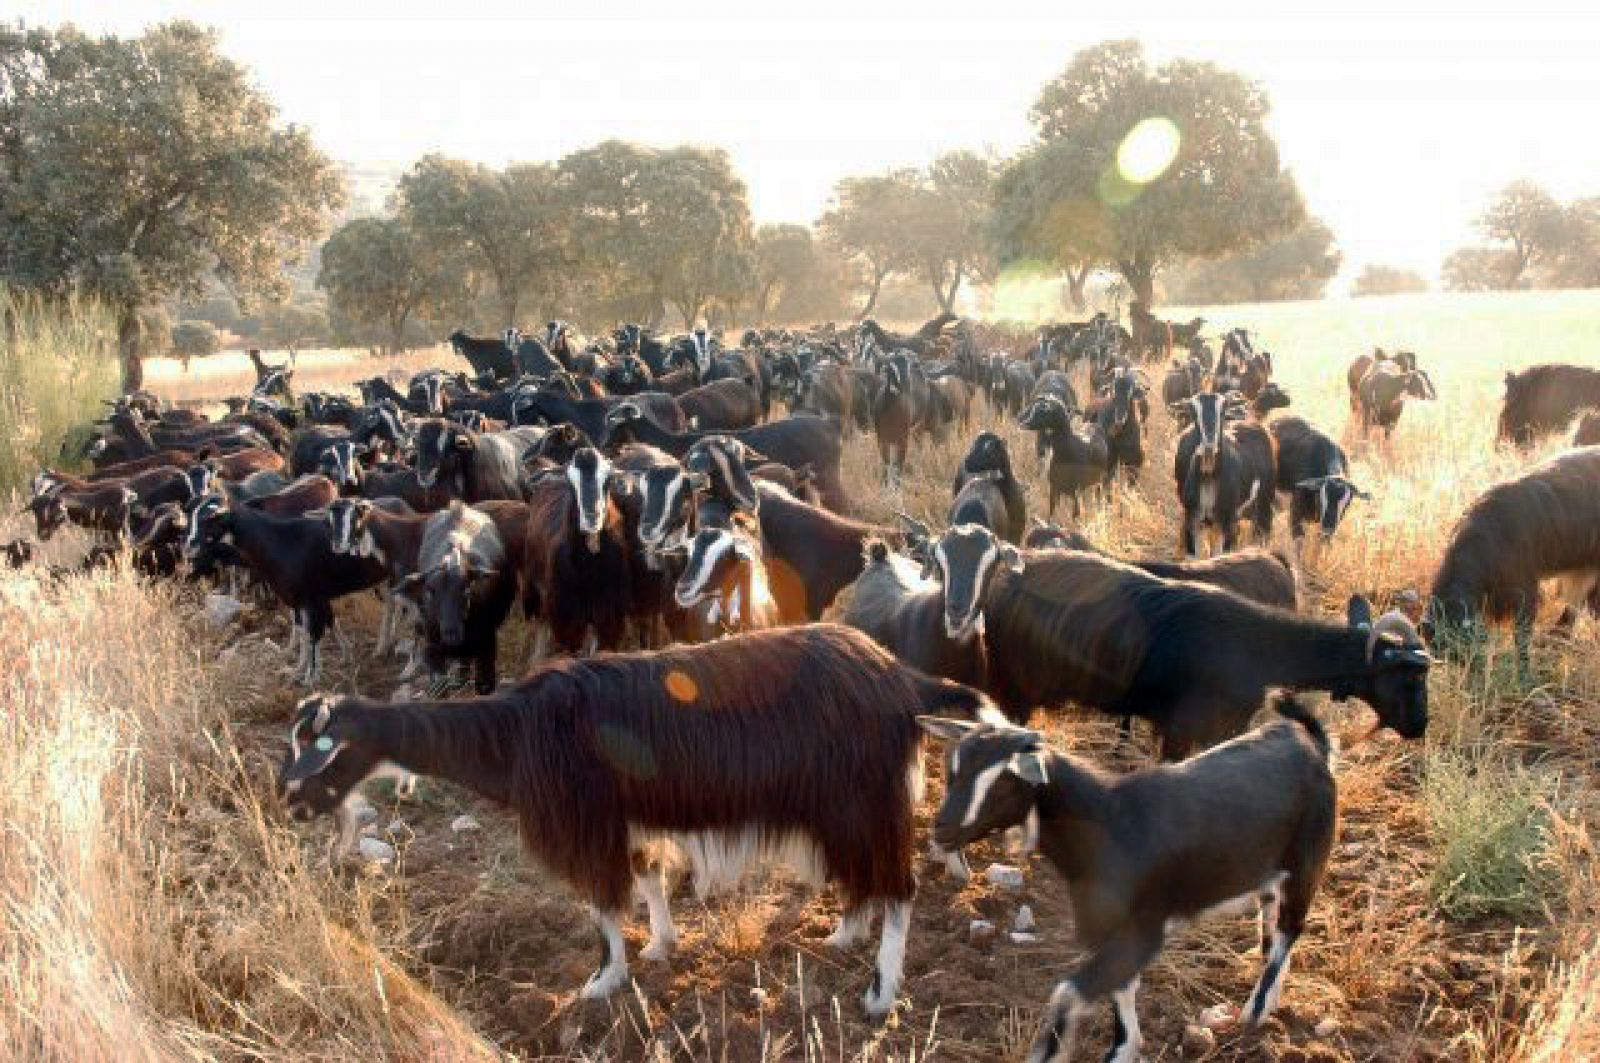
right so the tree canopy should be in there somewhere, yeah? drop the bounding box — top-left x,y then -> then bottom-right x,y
818,170 -> 923,319
0,21 -> 344,390
1163,218 -> 1341,305
993,39 -> 1304,307
1352,264 -> 1429,297
317,216 -> 470,355
1475,180 -> 1565,288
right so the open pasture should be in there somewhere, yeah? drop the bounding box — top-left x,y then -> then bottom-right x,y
4,291 -> 1599,1061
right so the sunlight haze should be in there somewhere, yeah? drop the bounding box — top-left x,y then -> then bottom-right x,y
16,0 -> 1600,285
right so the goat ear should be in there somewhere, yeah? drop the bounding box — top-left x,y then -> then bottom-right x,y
1347,595 -> 1374,631
999,544 -> 1025,574
916,716 -> 975,743
1007,749 -> 1049,786
283,734 -> 346,782
740,446 -> 771,466
1295,477 -> 1326,491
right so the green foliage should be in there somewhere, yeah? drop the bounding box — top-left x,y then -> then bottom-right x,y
996,39 -> 1305,306
317,216 -> 470,354
753,225 -> 817,320
908,150 -> 996,313
398,156 -> 567,326
0,21 -> 344,389
1352,264 -> 1429,297
818,170 -> 923,318
556,141 -> 755,327
0,287 -> 119,490
1163,218 -> 1340,304
170,320 -> 221,358
1424,751 -> 1558,921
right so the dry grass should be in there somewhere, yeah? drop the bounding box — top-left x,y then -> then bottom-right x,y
4,290 -> 1599,1060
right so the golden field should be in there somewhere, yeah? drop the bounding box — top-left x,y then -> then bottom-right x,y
3,290 -> 1598,1061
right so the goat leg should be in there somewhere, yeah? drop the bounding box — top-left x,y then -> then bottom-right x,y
633,859 -> 678,962
579,907 -> 630,999
862,899 -> 911,1018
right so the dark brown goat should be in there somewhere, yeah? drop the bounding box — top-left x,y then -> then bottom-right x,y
279,624 -> 988,1015
1429,447 -> 1600,656
1498,364 -> 1600,446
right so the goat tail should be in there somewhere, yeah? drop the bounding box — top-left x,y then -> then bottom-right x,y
1270,692 -> 1331,759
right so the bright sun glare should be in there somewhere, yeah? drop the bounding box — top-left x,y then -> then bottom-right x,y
1117,117 -> 1181,185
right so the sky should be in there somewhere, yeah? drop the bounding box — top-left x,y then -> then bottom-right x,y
14,0 -> 1600,286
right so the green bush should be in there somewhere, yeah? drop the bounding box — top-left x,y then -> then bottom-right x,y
171,319 -> 222,358
1424,750 -> 1559,921
0,287 -> 121,491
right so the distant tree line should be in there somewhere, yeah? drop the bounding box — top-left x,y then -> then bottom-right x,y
1442,181 -> 1600,292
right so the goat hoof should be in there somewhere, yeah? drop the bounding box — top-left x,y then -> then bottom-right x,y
861,984 -> 896,1020
640,937 -> 676,963
579,965 -> 628,1000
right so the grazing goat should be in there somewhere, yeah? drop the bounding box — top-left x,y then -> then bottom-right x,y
1272,416 -> 1367,553
279,625 -> 988,1014
1429,446 -> 1600,659
185,493 -> 385,684
1497,364 -> 1600,446
940,523 -> 1431,757
921,696 -> 1335,1063
1019,397 -> 1108,519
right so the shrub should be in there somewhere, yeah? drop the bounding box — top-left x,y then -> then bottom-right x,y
170,319 -> 222,358
0,286 -> 120,491
1424,750 -> 1559,921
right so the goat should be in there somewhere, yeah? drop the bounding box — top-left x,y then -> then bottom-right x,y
872,354 -> 929,487
1021,518 -> 1096,552
1272,415 -> 1367,554
1345,348 -> 1416,410
1498,364 -> 1600,447
520,447 -> 634,656
921,694 -> 1335,1063
604,404 -> 848,512
948,471 -> 1017,543
677,378 -> 762,432
411,419 -> 545,502
1429,446 -> 1600,660
396,503 -> 517,694
1019,397 -> 1109,520
937,522 -> 1431,757
447,329 -> 518,381
951,432 -> 1027,541
512,386 -> 686,441
24,480 -> 140,542
279,625 -> 988,1014
991,359 -> 1035,419
185,493 -> 386,684
1161,355 -> 1205,406
1088,367 -> 1147,485
671,518 -> 781,637
1357,363 -> 1436,439
843,538 -> 988,688
1172,393 -> 1274,556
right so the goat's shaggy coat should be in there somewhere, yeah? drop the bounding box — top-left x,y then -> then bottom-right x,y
1498,364 -> 1600,446
1430,446 -> 1600,646
280,624 -> 987,1014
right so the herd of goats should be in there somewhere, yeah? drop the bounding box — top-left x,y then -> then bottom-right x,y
10,309 -> 1600,1062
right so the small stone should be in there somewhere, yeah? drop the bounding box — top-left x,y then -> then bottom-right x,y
969,919 -> 997,942
1013,904 -> 1037,933
451,814 -> 482,833
1314,1018 -> 1340,1039
204,593 -> 244,628
1183,1023 -> 1216,1054
1199,1002 -> 1238,1031
985,863 -> 1025,889
1007,931 -> 1039,945
357,836 -> 396,862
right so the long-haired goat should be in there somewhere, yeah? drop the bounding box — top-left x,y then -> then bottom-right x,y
921,695 -> 1335,1063
279,624 -> 989,1015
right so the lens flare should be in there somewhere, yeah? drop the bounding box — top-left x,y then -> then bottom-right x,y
1117,117 -> 1180,185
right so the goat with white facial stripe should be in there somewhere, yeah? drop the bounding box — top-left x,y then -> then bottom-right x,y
921,694 -> 1336,1063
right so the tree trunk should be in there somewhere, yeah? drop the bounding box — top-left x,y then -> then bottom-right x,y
118,304 -> 145,395
389,314 -> 408,357
501,289 -> 521,329
1121,259 -> 1156,308
1063,264 -> 1089,312
758,280 -> 778,322
859,267 -> 889,320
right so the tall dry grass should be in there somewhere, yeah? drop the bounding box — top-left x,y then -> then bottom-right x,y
0,287 -> 121,490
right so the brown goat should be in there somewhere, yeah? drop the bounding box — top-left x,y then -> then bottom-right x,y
1498,364 -> 1600,447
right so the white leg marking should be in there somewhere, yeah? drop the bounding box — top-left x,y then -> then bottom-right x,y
1027,981 -> 1085,1063
1106,977 -> 1142,1063
863,900 -> 910,1016
1244,929 -> 1296,1025
636,868 -> 678,962
826,904 -> 872,949
580,908 -> 630,999
929,840 -> 972,882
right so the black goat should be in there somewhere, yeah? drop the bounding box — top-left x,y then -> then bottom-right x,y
447,329 -> 518,381
1019,397 -> 1109,519
677,378 -> 762,432
1088,367 -> 1147,485
1172,392 -> 1271,556
940,523 -> 1431,757
520,448 -> 633,656
397,502 -> 517,694
411,420 -> 545,502
1272,416 -> 1367,553
922,696 -> 1335,1062
844,539 -> 988,689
